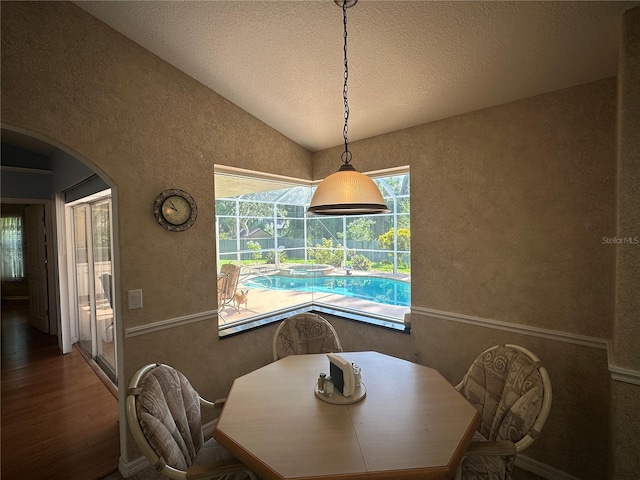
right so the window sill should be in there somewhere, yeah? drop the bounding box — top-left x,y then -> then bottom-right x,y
218,303 -> 410,339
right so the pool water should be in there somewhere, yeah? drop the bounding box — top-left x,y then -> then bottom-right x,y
245,274 -> 410,307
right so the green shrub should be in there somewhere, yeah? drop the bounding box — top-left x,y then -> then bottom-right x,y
349,254 -> 372,271
308,238 -> 352,268
247,241 -> 262,261
265,249 -> 286,264
377,228 -> 411,251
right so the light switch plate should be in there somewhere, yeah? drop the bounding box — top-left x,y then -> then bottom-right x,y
128,289 -> 143,310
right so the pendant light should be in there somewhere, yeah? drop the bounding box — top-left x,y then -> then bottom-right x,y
307,0 -> 390,216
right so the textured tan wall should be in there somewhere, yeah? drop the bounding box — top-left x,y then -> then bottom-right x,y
324,314 -> 413,362
316,80 -> 617,339
611,6 -> 640,479
614,6 -> 640,371
412,82 -> 616,339
1,3 -> 310,339
610,381 -> 640,479
1,0 -> 312,461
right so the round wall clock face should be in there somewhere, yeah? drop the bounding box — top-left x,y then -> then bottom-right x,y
153,189 -> 198,232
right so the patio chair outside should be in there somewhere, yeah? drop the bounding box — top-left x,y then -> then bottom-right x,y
218,263 -> 240,311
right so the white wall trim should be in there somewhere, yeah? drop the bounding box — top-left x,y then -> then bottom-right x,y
515,454 -> 583,480
412,306 -> 608,350
605,340 -> 640,386
413,307 -> 640,386
125,310 -> 219,338
609,364 -> 640,386
118,454 -> 151,478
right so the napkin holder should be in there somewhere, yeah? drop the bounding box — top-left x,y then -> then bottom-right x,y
327,353 -> 355,397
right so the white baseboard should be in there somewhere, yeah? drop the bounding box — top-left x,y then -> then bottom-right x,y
515,454 -> 582,480
118,454 -> 151,478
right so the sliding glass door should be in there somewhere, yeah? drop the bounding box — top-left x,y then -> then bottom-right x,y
70,192 -> 116,381
92,199 -> 115,369
73,206 -> 93,355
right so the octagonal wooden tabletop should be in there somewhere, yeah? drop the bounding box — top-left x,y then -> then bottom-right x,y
214,351 -> 480,480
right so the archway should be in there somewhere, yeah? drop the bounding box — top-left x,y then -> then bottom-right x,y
1,126 -> 121,382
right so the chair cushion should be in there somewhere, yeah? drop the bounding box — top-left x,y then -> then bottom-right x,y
460,431 -> 514,480
276,314 -> 341,358
461,345 -> 543,442
497,385 -> 543,443
136,365 -> 204,471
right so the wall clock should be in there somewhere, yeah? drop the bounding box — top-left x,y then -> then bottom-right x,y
153,189 -> 198,232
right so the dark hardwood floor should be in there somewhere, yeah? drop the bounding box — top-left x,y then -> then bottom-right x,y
1,300 -> 120,480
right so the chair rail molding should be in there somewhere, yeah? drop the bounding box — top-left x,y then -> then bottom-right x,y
609,364 -> 640,386
413,307 -> 640,386
412,307 -> 607,349
607,341 -> 640,386
124,310 -> 219,338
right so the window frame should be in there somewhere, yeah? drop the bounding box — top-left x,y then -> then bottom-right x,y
1,213 -> 26,282
214,166 -> 410,335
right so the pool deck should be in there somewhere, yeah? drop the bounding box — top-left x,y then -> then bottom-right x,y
218,265 -> 410,326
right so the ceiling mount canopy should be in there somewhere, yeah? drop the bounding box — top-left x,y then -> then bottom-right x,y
307,0 -> 390,216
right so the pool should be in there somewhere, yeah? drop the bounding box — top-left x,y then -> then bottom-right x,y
244,274 -> 410,307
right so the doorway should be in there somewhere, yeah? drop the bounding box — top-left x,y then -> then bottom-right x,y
68,191 -> 116,381
24,204 -> 50,333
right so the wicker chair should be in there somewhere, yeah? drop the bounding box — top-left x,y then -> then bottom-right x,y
454,344 -> 552,480
126,363 -> 256,480
272,313 -> 343,361
218,264 -> 240,311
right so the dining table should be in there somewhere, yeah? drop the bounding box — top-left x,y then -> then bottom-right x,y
213,351 -> 480,480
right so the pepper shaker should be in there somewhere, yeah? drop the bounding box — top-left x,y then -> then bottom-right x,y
324,375 -> 334,397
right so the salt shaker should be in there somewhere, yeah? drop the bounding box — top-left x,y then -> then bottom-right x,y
352,363 -> 362,387
317,372 -> 326,394
324,375 -> 334,397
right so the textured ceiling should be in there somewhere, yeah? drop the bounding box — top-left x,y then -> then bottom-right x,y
71,1 -> 638,152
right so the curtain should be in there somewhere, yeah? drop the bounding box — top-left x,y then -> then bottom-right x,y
1,215 -> 25,281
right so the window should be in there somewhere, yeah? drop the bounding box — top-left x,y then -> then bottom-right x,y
215,169 -> 410,330
1,214 -> 25,281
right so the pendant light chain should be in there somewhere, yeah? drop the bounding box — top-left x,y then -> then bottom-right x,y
307,0 -> 389,215
341,0 -> 352,165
